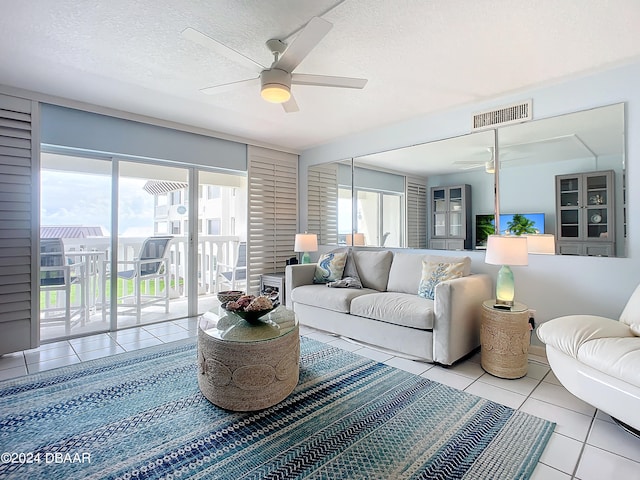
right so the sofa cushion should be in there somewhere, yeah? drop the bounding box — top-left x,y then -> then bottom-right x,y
537,315 -> 635,358
313,251 -> 348,284
350,292 -> 434,330
291,284 -> 376,313
577,337 -> 640,387
619,283 -> 640,336
352,250 -> 393,291
387,253 -> 471,294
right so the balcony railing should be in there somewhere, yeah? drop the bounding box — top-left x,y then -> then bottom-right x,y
40,235 -> 240,340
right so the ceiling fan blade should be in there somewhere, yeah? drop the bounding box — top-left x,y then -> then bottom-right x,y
200,77 -> 260,95
282,95 -> 299,113
292,74 -> 367,89
274,17 -> 332,73
182,27 -> 265,71
455,163 -> 484,170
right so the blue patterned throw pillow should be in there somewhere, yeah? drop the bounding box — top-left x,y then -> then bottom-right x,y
417,260 -> 465,300
313,252 -> 348,284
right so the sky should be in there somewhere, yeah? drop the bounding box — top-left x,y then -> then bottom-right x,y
40,170 -> 155,237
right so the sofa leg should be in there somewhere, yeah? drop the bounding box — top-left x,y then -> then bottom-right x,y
612,417 -> 640,438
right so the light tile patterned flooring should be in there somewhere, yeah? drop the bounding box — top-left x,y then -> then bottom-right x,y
1,319 -> 639,479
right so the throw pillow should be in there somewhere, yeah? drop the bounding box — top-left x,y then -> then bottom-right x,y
313,251 -> 348,284
327,277 -> 361,288
417,260 -> 466,300
341,250 -> 362,288
321,247 -> 363,288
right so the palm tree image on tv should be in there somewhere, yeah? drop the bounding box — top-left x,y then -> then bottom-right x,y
506,213 -> 538,235
476,216 -> 495,247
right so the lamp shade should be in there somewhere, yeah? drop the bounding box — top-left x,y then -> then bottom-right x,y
346,233 -> 365,246
524,234 -> 556,255
294,233 -> 318,253
485,235 -> 528,266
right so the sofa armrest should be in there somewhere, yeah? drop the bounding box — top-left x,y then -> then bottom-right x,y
432,273 -> 492,365
285,264 -> 316,308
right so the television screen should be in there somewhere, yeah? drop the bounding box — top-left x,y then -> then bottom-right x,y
475,213 -> 545,249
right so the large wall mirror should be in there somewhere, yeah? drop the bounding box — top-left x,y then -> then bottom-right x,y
307,103 -> 626,257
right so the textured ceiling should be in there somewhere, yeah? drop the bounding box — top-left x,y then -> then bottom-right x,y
1,0 -> 640,151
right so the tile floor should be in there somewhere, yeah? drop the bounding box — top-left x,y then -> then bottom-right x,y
1,320 -> 639,480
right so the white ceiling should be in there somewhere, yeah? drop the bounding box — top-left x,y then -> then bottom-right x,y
2,0 -> 640,152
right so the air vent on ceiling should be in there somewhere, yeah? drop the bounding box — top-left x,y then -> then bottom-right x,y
472,100 -> 532,131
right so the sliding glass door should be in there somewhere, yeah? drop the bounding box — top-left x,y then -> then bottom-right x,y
40,152 -> 112,341
104,162 -> 190,329
40,152 -> 247,341
196,170 -> 247,314
355,189 -> 404,247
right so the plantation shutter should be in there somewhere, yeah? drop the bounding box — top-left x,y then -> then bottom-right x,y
0,94 -> 38,355
407,178 -> 427,249
247,146 -> 298,295
307,163 -> 338,245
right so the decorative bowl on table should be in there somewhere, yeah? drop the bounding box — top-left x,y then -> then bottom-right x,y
222,294 -> 277,324
217,290 -> 244,303
227,306 -> 277,323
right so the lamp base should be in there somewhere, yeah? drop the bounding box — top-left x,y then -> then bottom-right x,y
495,265 -> 515,306
301,252 -> 311,264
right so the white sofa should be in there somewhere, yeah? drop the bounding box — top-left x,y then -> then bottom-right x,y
537,283 -> 640,433
285,250 -> 492,365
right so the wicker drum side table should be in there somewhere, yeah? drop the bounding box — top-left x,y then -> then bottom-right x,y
480,300 -> 530,379
198,306 -> 299,411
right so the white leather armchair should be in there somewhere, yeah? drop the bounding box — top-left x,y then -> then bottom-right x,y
537,283 -> 640,434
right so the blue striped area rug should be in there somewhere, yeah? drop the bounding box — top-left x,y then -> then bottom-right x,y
0,336 -> 554,479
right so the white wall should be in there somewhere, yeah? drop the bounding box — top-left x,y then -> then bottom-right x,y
300,61 -> 640,337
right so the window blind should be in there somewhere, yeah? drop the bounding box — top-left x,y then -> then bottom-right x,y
247,146 -> 298,295
307,163 -> 338,245
0,94 -> 37,354
407,179 -> 427,249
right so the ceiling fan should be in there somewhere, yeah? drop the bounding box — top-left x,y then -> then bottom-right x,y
453,147 -> 499,172
453,134 -> 584,172
182,17 -> 368,113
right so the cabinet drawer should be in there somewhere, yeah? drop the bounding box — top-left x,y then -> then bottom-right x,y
429,239 -> 447,250
446,239 -> 465,250
585,244 -> 613,257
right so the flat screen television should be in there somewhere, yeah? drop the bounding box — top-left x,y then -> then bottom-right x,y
475,213 -> 545,249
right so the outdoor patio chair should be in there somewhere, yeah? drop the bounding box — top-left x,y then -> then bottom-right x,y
40,238 -> 86,335
110,236 -> 174,323
216,241 -> 247,292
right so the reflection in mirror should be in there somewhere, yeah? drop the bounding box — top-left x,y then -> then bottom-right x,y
352,162 -> 408,247
308,103 -> 625,257
498,103 -> 625,257
307,159 -> 352,246
356,130 -> 495,250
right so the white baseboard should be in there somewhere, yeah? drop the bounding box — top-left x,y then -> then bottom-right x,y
528,345 -> 548,364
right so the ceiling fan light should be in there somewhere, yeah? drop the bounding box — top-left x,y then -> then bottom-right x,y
260,69 -> 292,103
261,84 -> 291,103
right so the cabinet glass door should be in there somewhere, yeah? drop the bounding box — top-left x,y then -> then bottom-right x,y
432,188 -> 446,237
585,173 -> 609,240
558,175 -> 581,240
448,187 -> 463,237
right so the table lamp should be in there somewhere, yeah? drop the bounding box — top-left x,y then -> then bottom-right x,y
523,234 -> 556,255
346,233 -> 365,246
294,233 -> 318,264
485,235 -> 528,307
